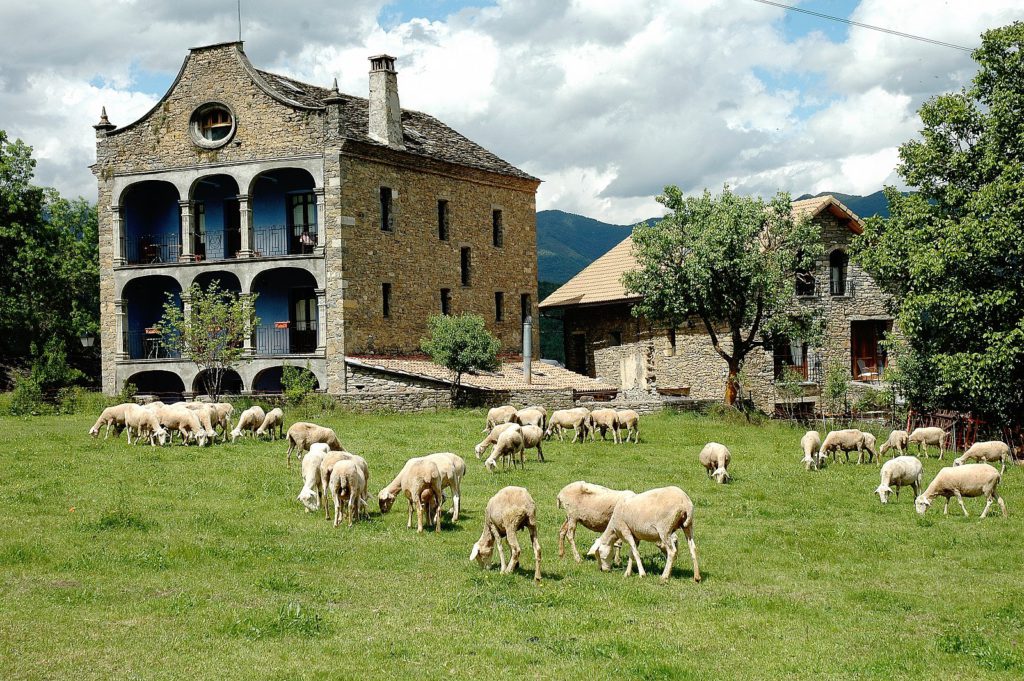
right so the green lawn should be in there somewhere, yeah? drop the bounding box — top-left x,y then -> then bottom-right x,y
1,408 -> 1022,680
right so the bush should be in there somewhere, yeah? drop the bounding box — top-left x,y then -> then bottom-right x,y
281,363 -> 318,407
7,374 -> 48,416
55,386 -> 85,415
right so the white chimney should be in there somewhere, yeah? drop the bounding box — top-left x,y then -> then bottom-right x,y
368,54 -> 405,150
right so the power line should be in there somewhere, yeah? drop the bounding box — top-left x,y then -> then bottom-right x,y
749,0 -> 975,52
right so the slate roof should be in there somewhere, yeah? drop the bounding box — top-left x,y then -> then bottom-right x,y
540,195 -> 864,309
346,357 -> 615,392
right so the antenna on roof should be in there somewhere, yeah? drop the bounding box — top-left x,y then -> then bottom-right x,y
237,0 -> 242,42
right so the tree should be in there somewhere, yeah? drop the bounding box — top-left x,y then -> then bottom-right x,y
155,282 -> 258,400
420,313 -> 501,400
623,186 -> 822,405
853,21 -> 1024,423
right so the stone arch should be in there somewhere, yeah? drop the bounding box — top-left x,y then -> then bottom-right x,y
193,369 -> 244,396
125,370 -> 186,399
251,267 -> 320,355
188,174 -> 242,262
188,270 -> 242,293
251,365 -> 321,394
121,275 -> 183,360
120,180 -> 182,265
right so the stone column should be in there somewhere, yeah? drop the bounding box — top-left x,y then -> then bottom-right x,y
181,293 -> 192,320
315,288 -> 326,354
314,187 -> 326,254
241,293 -> 255,356
237,194 -> 253,258
179,200 -> 193,262
112,206 -> 125,266
115,299 -> 128,360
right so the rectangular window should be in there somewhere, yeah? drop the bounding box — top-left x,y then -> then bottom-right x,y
492,209 -> 503,247
495,292 -> 504,322
382,283 -> 391,318
608,330 -> 622,347
437,200 -> 449,241
289,192 -> 317,253
460,247 -> 471,286
380,187 -> 393,232
520,293 -> 531,324
440,288 -> 451,315
774,337 -> 808,380
194,202 -> 207,256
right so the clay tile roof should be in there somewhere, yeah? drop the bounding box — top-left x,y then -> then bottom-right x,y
345,357 -> 615,392
540,195 -> 864,309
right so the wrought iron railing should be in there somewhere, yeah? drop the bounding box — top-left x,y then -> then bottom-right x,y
124,330 -> 181,360
124,234 -> 181,265
254,321 -> 318,355
253,224 -> 318,257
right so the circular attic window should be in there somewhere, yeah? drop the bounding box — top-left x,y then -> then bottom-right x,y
189,103 -> 235,149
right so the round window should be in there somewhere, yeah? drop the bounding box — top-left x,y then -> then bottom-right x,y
189,103 -> 235,149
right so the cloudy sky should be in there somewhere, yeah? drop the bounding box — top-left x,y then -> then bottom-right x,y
1,0 -> 1020,222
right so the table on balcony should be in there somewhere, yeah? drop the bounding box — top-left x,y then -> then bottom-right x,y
144,328 -> 163,358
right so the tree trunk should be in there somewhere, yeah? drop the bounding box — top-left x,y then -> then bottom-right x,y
450,371 -> 461,403
724,361 -> 741,405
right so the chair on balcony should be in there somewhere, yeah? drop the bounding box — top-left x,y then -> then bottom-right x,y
856,359 -> 880,382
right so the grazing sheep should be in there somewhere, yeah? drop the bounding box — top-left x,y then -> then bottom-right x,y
954,440 -> 1012,474
863,432 -> 879,465
915,464 -> 1006,518
522,405 -> 548,430
230,406 -> 266,443
377,458 -> 444,533
474,422 -> 519,459
879,430 -> 909,459
470,486 -> 542,582
175,402 -> 216,445
153,405 -> 207,446
545,408 -> 591,443
328,459 -> 367,528
380,452 -> 467,522
875,456 -> 924,503
588,486 -> 701,584
615,409 -> 640,444
125,404 -> 168,446
210,402 -> 235,441
89,403 -> 133,439
821,429 -> 873,464
285,422 -> 344,467
255,408 -> 285,441
589,408 -> 619,442
484,425 -> 525,472
317,449 -> 370,520
296,448 -> 327,512
801,431 -> 822,470
909,426 -> 949,459
699,442 -> 732,484
556,481 -> 635,563
484,405 -> 518,432
513,407 -> 546,430
520,425 -> 545,463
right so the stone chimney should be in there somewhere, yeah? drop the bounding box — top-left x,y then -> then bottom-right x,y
368,55 -> 405,150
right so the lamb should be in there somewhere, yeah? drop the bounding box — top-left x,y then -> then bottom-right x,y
484,425 -> 525,472
821,429 -> 874,464
954,440 -> 1012,474
545,407 -> 591,443
915,463 -> 1006,518
377,458 -> 443,533
589,408 -> 619,442
615,409 -> 640,444
230,406 -> 266,443
473,422 -> 519,459
587,486 -> 701,583
513,407 -> 546,430
520,425 -> 545,463
470,486 -> 542,582
800,430 -> 822,471
698,442 -> 732,484
328,459 -> 367,528
153,405 -> 207,446
875,456 -> 924,503
255,408 -> 285,441
556,481 -> 635,563
909,426 -> 948,459
285,421 -> 343,467
484,405 -> 518,432
124,404 -> 168,446
318,448 -> 370,520
296,448 -> 327,512
89,403 -> 133,439
879,430 -> 909,459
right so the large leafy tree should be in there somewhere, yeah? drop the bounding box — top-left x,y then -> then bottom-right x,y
853,22 -> 1024,423
420,313 -> 501,400
623,187 -> 822,404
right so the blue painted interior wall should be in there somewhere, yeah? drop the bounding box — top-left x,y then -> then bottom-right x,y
125,278 -> 181,359
252,269 -> 317,354
251,169 -> 315,257
194,176 -> 238,261
124,182 -> 180,259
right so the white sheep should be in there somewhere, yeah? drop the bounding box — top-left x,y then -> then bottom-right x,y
875,456 -> 924,503
152,405 -> 207,446
589,408 -> 619,442
88,403 -> 133,439
230,406 -> 266,443
377,458 -> 444,533
800,430 -> 822,470
545,408 -> 591,443
588,486 -> 701,583
520,425 -> 545,463
615,409 -> 640,444
474,422 -> 519,459
556,481 -> 635,563
210,402 -> 235,441
879,430 -> 909,459
317,449 -> 370,520
175,402 -> 216,445
863,432 -> 879,466
379,452 -> 467,522
255,407 -> 285,441
484,425 -> 525,472
296,448 -> 327,512
522,405 -> 548,429
328,459 -> 367,528
513,407 -> 546,430
125,404 -> 168,446
915,463 -> 1006,518
484,405 -> 518,432
470,486 -> 542,582
699,442 -> 732,483
954,440 -> 1012,474
285,422 -> 344,467
821,429 -> 873,464
908,426 -> 948,459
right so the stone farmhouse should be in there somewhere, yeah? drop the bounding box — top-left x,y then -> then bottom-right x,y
93,41 -> 565,405
539,196 -> 894,413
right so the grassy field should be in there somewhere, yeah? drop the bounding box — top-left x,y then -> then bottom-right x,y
1,408 -> 1022,680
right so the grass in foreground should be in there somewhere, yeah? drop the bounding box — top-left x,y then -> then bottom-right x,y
1,409 -> 1022,680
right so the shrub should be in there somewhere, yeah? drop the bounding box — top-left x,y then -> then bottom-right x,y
281,363 -> 317,407
8,374 -> 48,416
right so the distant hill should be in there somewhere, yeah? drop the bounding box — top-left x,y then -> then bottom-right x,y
796,190 -> 891,219
537,210 -> 657,284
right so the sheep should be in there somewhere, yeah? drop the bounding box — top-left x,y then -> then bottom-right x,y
863,432 -> 879,465
589,408 -> 619,442
615,409 -> 640,444
328,459 -> 367,528
255,408 -> 285,441
153,405 -> 207,446
474,422 -> 519,459
522,405 -> 547,430
175,402 -> 216,445
545,407 -> 591,443
470,486 -> 542,582
875,456 -> 924,503
124,404 -> 168,446
879,430 -> 909,459
296,448 -> 327,512
285,422 -> 343,467
88,403 -> 133,439
556,481 -> 635,563
699,442 -> 732,483
484,425 -> 525,472
954,440 -> 1012,474
915,463 -> 1006,518
230,406 -> 266,443
587,486 -> 701,584
821,429 -> 874,464
800,430 -> 822,470
210,402 -> 235,441
379,452 -> 467,523
317,449 -> 370,520
513,407 -> 546,430
520,425 -> 545,463
377,458 -> 443,533
484,405 -> 518,432
909,426 -> 949,459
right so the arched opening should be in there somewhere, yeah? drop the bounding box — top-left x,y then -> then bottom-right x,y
123,276 -> 182,359
126,370 -> 186,401
122,181 -> 181,264
193,369 -> 243,397
191,270 -> 242,295
252,365 -> 320,394
191,174 -> 241,262
829,250 -> 848,296
251,268 -> 319,355
250,168 -> 317,256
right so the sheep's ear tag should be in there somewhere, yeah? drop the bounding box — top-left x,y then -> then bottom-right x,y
469,543 -> 479,561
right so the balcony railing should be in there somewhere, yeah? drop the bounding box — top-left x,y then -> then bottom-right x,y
124,234 -> 181,265
124,330 -> 181,360
254,321 -> 318,355
253,224 -> 318,257
121,226 -> 318,265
